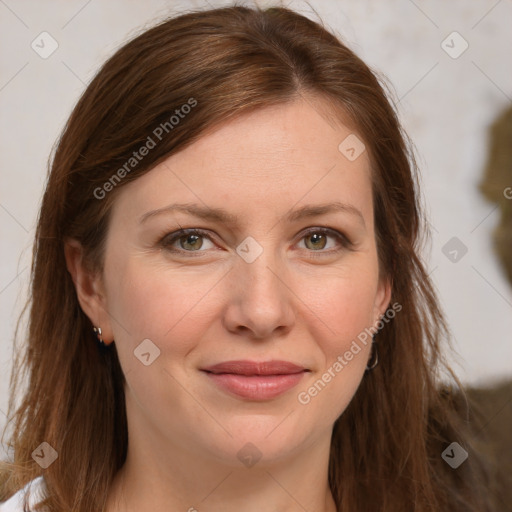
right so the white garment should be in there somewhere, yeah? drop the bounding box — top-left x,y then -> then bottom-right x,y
0,476 -> 46,511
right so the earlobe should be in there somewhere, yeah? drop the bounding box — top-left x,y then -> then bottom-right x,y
63,239 -> 114,343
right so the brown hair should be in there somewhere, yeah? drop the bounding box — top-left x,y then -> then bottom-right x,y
0,4 -> 497,511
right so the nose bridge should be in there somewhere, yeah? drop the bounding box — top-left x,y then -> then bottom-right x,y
237,241 -> 286,302
226,237 -> 295,337
242,249 -> 283,298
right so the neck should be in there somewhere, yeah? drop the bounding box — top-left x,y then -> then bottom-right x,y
106,428 -> 337,512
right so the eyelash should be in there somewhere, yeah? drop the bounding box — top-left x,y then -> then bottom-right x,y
158,227 -> 353,258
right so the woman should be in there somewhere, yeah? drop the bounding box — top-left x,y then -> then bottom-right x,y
0,5 -> 496,511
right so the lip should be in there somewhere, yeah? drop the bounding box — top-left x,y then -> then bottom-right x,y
202,360 -> 306,375
201,360 -> 309,400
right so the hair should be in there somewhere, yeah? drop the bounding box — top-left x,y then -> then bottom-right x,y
0,4 -> 499,511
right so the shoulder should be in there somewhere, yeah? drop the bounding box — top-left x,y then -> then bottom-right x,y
0,476 -> 46,511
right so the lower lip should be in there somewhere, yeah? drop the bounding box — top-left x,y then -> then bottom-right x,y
203,371 -> 306,400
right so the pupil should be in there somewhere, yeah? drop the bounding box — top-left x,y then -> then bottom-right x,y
184,234 -> 201,250
308,233 -> 326,249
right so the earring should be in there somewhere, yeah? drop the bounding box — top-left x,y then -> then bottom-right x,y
366,335 -> 378,371
93,326 -> 104,345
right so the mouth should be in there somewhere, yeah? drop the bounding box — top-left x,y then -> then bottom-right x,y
200,360 -> 310,400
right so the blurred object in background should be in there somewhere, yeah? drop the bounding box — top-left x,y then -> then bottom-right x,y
464,104 -> 512,511
452,380 -> 512,512
479,105 -> 512,284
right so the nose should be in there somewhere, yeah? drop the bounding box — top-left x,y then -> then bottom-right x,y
222,250 -> 296,340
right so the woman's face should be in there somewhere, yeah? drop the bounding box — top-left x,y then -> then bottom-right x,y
82,97 -> 390,467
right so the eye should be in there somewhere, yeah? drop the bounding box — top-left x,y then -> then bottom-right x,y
159,227 -> 353,257
297,227 -> 353,255
160,229 -> 215,254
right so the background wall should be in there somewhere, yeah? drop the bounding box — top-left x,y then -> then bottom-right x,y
1,0 -> 511,440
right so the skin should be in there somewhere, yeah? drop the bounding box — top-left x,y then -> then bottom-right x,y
65,96 -> 391,512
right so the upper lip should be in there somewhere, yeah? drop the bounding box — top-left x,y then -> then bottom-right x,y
201,360 -> 308,376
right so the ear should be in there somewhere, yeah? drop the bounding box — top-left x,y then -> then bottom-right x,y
372,275 -> 392,326
64,238 -> 114,344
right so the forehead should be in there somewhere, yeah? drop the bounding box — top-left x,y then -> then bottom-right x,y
111,98 -> 373,230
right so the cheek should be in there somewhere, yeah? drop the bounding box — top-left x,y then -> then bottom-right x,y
299,265 -> 378,351
104,254 -> 223,354
332,284 -> 374,334
295,273 -> 376,424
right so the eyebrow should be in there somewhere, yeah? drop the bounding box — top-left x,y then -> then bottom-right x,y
139,201 -> 366,229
